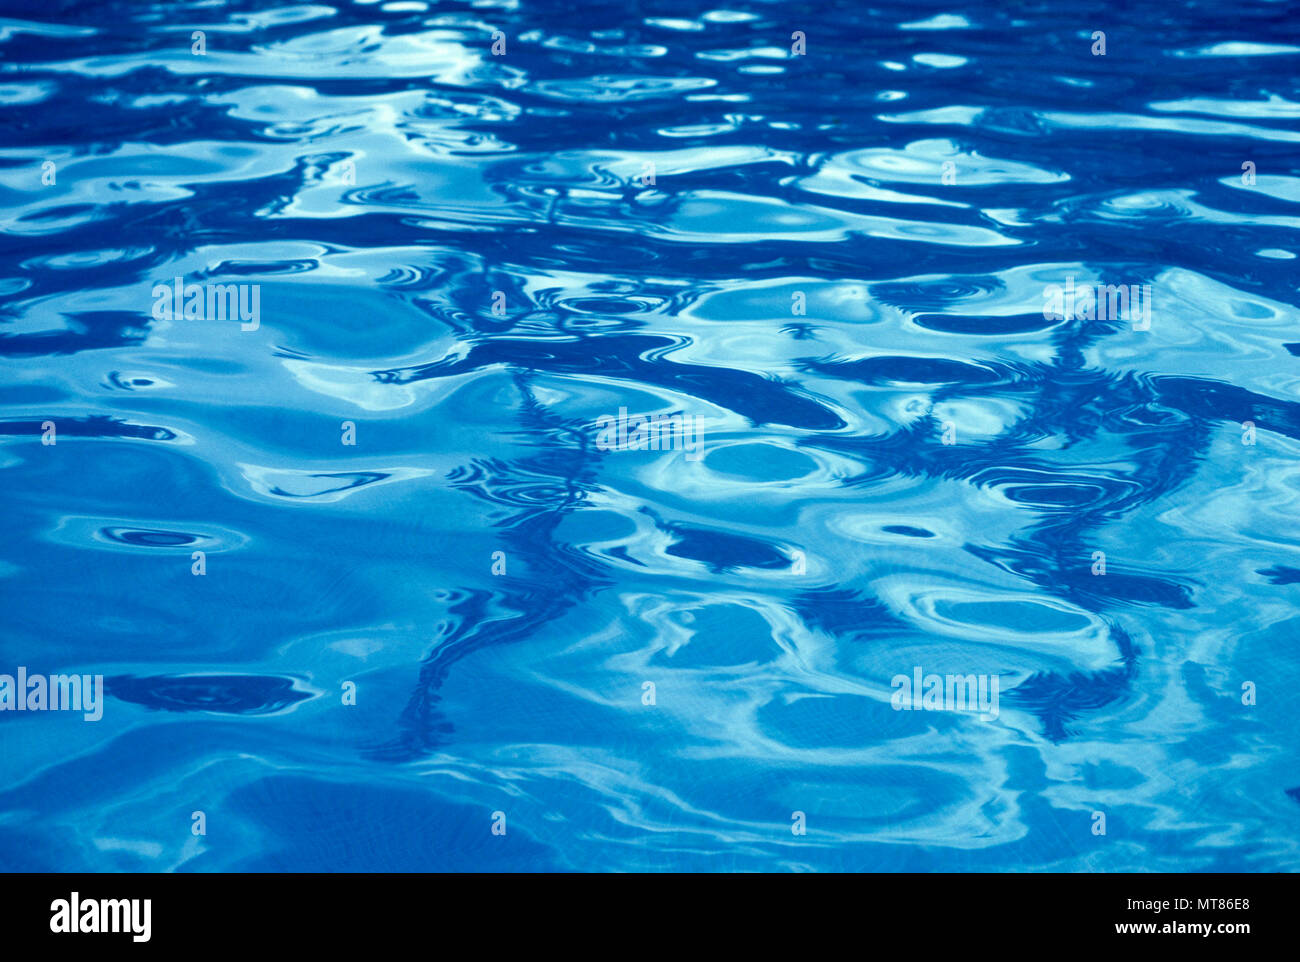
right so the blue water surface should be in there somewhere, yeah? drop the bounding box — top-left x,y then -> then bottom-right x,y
2,0 -> 1299,872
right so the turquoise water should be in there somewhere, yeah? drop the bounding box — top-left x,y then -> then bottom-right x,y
1,0 -> 1299,871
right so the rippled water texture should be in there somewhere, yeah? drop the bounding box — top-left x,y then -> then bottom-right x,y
2,1 -> 1299,872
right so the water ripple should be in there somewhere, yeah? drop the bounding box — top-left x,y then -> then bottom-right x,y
1,0 -> 1298,872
